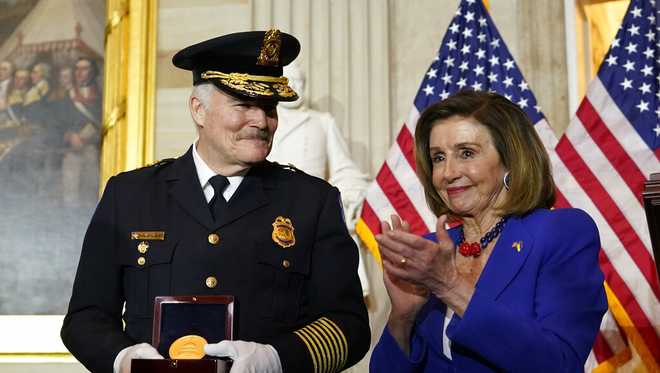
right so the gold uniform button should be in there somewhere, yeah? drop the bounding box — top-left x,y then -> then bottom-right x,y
205,276 -> 218,288
282,260 -> 290,268
137,241 -> 149,254
137,257 -> 146,266
208,234 -> 220,245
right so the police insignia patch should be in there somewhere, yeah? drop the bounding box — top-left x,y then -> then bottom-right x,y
272,216 -> 295,248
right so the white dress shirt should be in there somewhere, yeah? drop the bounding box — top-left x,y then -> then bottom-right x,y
192,142 -> 244,203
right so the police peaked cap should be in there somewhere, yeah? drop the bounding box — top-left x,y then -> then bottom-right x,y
172,29 -> 300,102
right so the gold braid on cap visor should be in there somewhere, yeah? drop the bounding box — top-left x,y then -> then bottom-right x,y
201,70 -> 296,98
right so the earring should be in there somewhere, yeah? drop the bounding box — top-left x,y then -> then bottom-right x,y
503,172 -> 511,191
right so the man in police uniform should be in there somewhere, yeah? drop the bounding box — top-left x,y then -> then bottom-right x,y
61,30 -> 370,373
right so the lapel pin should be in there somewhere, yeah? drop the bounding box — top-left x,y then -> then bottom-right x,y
512,241 -> 523,252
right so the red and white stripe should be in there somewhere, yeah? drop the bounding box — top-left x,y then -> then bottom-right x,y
554,76 -> 660,366
362,107 -> 435,237
586,309 -> 630,370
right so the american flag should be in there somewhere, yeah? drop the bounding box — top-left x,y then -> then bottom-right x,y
355,0 -> 659,371
557,0 -> 659,370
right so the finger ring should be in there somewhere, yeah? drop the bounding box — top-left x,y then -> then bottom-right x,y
400,257 -> 407,265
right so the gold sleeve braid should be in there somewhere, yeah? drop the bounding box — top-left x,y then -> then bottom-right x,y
293,317 -> 348,373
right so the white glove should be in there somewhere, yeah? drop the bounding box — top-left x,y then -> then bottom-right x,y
113,342 -> 164,373
204,340 -> 282,373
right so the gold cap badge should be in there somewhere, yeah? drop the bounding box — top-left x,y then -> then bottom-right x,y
257,29 -> 282,66
272,216 -> 295,248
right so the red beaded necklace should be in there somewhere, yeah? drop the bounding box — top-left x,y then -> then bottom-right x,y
457,217 -> 508,257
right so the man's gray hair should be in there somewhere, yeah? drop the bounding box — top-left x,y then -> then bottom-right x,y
191,82 -> 215,110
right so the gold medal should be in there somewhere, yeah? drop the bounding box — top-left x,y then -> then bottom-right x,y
169,335 -> 207,359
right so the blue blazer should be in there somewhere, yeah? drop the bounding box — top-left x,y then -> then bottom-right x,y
370,208 -> 607,372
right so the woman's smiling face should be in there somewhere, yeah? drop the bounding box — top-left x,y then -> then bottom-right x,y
429,115 -> 507,218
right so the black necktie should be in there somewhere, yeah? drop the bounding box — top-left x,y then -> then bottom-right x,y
208,175 -> 229,221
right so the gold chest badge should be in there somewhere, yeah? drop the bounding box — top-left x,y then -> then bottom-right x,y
272,216 -> 295,248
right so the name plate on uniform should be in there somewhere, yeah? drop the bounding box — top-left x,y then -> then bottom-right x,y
132,295 -> 235,373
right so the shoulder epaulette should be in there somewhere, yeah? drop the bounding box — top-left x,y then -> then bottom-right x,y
280,163 -> 302,172
133,158 -> 175,171
153,158 -> 175,167
276,162 -> 301,173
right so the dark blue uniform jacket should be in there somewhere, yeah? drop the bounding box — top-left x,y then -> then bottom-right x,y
62,147 -> 370,373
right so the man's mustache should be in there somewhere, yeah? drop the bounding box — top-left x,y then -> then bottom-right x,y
237,128 -> 271,141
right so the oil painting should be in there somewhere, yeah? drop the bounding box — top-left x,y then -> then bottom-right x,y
0,0 -> 105,315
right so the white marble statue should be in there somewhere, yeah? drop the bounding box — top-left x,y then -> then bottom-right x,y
268,62 -> 371,296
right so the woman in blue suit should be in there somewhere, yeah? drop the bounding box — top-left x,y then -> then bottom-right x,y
370,91 -> 607,372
